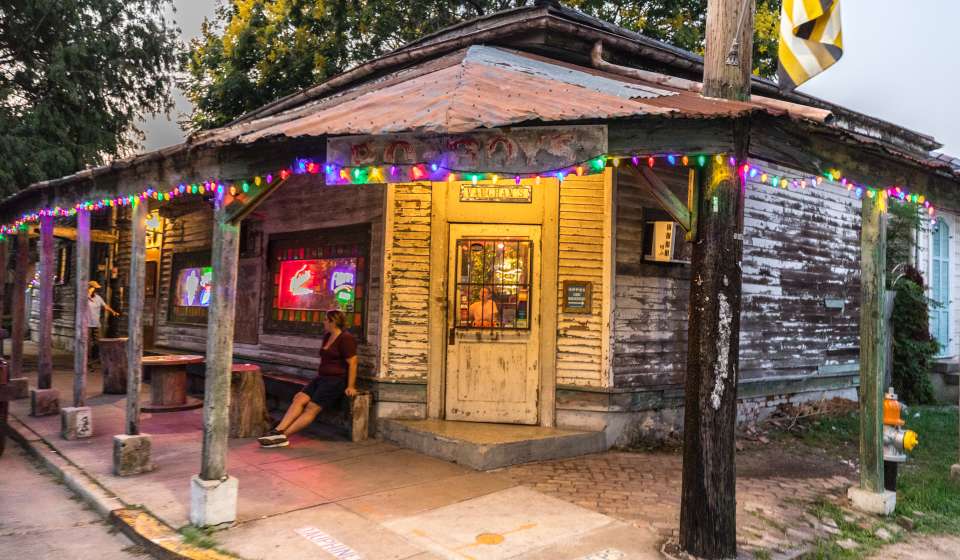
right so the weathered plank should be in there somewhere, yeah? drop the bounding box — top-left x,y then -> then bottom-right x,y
859,192 -> 886,492
202,200 -> 240,481
73,210 -> 90,406
38,215 -> 54,389
10,231 -> 29,379
126,202 -> 147,435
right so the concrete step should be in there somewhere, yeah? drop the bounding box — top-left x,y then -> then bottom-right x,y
379,418 -> 607,470
932,360 -> 960,374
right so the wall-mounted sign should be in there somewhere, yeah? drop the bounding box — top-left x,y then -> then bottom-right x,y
327,125 -> 608,175
459,184 -> 533,203
562,280 -> 592,314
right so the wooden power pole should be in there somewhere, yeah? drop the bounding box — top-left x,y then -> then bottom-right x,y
679,0 -> 754,558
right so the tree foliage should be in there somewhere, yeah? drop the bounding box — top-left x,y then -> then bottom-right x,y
184,0 -> 783,130
0,0 -> 178,195
890,269 -> 938,405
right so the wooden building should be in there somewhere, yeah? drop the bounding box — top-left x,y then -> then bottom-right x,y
5,2 -> 960,451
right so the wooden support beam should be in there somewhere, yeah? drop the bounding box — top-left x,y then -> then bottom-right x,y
201,199 -> 240,481
225,177 -> 287,225
27,225 -> 118,244
125,203 -> 147,435
37,215 -> 54,390
638,167 -> 692,232
859,193 -> 887,493
686,169 -> 699,241
10,231 -> 29,379
73,210 -> 90,407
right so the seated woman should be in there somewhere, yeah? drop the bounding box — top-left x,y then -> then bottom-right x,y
258,309 -> 359,448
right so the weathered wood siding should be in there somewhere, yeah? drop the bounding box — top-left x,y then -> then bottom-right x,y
556,173 -> 610,388
613,161 -> 861,388
740,162 -> 861,380
145,177 -> 385,377
613,165 -> 692,387
381,182 -> 432,379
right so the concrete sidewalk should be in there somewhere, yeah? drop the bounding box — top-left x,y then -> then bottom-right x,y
7,363 -> 660,560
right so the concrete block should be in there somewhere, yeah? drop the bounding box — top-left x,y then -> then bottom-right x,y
8,377 -> 29,399
30,388 -> 60,416
951,464 -> 960,481
112,434 -> 155,476
847,486 -> 896,516
60,406 -> 93,440
190,475 -> 238,527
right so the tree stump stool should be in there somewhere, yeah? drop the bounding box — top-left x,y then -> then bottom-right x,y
99,338 -> 128,394
141,355 -> 204,412
229,364 -> 271,438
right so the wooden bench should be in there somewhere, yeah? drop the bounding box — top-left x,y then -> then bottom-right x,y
261,372 -> 371,442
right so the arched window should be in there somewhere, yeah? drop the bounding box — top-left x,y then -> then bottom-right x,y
931,218 -> 951,355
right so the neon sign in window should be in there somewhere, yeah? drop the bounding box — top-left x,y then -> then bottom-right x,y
277,258 -> 358,311
175,267 -> 212,307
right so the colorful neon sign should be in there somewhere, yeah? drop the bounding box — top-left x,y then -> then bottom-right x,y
277,258 -> 358,311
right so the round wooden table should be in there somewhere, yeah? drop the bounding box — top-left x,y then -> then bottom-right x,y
141,354 -> 205,412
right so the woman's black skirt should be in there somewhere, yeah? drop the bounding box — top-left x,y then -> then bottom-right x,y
301,375 -> 347,408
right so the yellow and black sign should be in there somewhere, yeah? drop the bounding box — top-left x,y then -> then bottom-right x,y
459,184 -> 533,203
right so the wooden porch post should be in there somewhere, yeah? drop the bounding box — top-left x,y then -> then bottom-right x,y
190,197 -> 240,527
679,0 -> 752,557
201,201 -> 239,481
849,192 -> 894,511
37,215 -> 54,389
0,237 -> 6,356
126,202 -> 147,435
73,210 -> 91,406
10,230 -> 29,379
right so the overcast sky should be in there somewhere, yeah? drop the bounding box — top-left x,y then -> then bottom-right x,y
141,0 -> 960,156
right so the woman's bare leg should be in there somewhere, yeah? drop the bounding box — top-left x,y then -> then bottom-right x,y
283,403 -> 323,436
275,392 -> 311,432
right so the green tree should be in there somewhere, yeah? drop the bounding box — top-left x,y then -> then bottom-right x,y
184,0 -> 782,130
0,0 -> 178,195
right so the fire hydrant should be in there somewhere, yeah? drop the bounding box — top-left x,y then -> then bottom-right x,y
883,387 -> 919,491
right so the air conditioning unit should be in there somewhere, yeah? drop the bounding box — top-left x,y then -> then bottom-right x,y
644,221 -> 687,263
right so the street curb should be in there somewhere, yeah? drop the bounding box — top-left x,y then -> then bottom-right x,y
6,413 -> 240,560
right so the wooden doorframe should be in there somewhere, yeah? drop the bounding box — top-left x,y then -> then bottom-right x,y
426,179 -> 559,426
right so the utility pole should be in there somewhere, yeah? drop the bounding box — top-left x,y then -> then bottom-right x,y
679,0 -> 754,558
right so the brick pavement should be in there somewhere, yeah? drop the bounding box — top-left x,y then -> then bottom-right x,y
502,444 -> 857,558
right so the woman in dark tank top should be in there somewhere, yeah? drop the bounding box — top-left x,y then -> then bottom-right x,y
258,310 -> 358,448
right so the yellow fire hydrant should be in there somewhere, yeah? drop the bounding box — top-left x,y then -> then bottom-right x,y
882,387 -> 919,491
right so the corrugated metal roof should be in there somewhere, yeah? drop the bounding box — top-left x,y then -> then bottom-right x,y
207,46 -> 827,145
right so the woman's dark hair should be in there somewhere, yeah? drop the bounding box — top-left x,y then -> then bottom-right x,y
326,309 -> 347,330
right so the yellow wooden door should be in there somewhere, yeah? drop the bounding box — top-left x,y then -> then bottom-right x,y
445,224 -> 540,424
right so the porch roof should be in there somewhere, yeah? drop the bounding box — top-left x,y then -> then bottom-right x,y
196,45 -> 830,145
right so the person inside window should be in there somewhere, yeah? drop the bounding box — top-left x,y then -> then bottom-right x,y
468,287 -> 499,327
259,309 -> 359,448
86,281 -> 119,363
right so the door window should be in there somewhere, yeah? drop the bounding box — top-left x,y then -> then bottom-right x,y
455,239 -> 532,329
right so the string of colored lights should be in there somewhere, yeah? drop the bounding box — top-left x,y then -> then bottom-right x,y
0,153 -> 936,238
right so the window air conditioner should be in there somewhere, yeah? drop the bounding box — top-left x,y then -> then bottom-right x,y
644,221 -> 687,263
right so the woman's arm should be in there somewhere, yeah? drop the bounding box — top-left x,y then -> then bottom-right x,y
104,303 -> 120,317
345,356 -> 359,397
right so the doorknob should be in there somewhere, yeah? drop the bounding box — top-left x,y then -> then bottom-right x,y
448,327 -> 456,346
